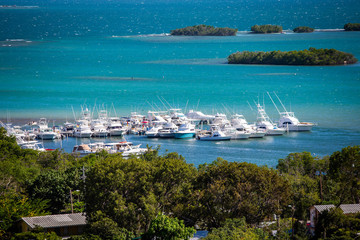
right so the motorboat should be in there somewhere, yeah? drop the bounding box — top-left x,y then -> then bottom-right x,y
255,104 -> 285,136
36,128 -> 59,140
107,117 -> 126,136
72,144 -> 94,157
18,140 -> 46,152
174,122 -> 196,139
231,114 -> 266,138
278,112 -> 315,131
158,122 -> 178,138
91,119 -> 109,137
73,121 -> 93,138
145,125 -> 162,138
267,91 -> 315,132
197,127 -> 230,141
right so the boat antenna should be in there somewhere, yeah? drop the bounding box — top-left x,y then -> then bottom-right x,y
161,96 -> 173,109
184,99 -> 189,114
157,96 -> 169,111
273,91 -> 288,112
247,101 -> 254,111
267,92 -> 281,114
112,103 -> 118,118
196,99 -> 200,111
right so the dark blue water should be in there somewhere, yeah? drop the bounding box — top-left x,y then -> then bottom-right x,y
0,0 -> 359,166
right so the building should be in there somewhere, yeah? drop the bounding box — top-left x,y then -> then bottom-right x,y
18,213 -> 86,237
309,204 -> 360,234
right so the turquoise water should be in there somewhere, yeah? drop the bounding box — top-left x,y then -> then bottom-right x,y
0,0 -> 360,166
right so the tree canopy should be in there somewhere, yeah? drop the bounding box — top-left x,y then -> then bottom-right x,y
170,25 -> 237,36
293,26 -> 314,33
250,24 -> 282,33
227,47 -> 358,65
344,23 -> 360,31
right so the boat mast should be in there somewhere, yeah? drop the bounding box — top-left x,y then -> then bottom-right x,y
267,92 -> 281,114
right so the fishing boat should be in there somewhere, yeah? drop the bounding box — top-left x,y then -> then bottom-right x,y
158,122 -> 178,138
267,92 -> 315,131
107,117 -> 126,136
255,104 -> 285,136
230,114 -> 266,138
197,127 -> 231,141
174,122 -> 196,139
73,121 -> 93,138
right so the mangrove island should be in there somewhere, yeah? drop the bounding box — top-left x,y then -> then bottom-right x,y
344,23 -> 360,31
227,47 -> 358,65
293,26 -> 314,33
170,24 -> 237,36
250,24 -> 283,33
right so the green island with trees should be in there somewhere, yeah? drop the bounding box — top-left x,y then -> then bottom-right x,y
1,127 -> 360,240
293,26 -> 314,33
344,23 -> 360,31
227,47 -> 358,65
170,24 -> 237,36
251,24 -> 283,33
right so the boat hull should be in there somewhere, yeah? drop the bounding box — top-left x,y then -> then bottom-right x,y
174,132 -> 195,139
198,136 -> 231,141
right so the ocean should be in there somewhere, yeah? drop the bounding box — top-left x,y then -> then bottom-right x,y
1,0 -> 359,167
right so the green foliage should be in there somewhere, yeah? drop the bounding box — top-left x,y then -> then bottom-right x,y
204,218 -> 269,240
12,230 -> 61,240
0,193 -> 48,236
86,211 -> 135,240
228,47 -> 358,65
315,208 -> 360,239
170,24 -> 237,36
26,167 -> 83,214
293,26 -> 314,33
143,213 -> 195,240
193,158 -> 291,228
250,24 -> 282,33
85,151 -> 196,235
344,23 -> 360,31
328,146 -> 360,204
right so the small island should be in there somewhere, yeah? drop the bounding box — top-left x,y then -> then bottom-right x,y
344,23 -> 360,31
250,24 -> 283,33
170,25 -> 237,36
293,26 -> 314,33
227,47 -> 358,65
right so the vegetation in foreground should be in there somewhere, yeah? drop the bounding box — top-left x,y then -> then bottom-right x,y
293,26 -> 314,33
344,23 -> 360,31
227,47 -> 358,65
250,24 -> 283,33
1,127 -> 360,239
170,24 -> 237,36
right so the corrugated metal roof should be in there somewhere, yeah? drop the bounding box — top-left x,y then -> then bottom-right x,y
340,204 -> 360,214
314,204 -> 360,214
22,213 -> 86,229
314,205 -> 335,213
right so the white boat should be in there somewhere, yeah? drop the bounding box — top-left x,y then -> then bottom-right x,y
36,128 -> 59,140
18,140 -> 46,152
145,125 -> 162,138
106,141 -> 148,157
72,144 -> 94,157
255,104 -> 285,136
107,117 -> 126,136
174,122 -> 196,139
230,114 -> 266,138
197,127 -> 231,141
73,122 -> 93,138
278,112 -> 315,131
91,119 -> 109,137
186,110 -> 214,122
267,91 -> 315,132
158,122 -> 178,138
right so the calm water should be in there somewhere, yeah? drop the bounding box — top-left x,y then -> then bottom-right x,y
1,0 -> 359,166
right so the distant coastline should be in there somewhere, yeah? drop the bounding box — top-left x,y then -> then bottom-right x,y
0,5 -> 39,9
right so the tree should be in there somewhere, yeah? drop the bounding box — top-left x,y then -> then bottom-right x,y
193,158 -> 291,228
293,26 -> 314,33
328,146 -> 360,204
344,23 -> 360,31
143,213 -> 195,240
203,218 -> 269,240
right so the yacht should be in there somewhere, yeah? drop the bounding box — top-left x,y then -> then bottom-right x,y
107,117 -> 126,136
197,126 -> 231,141
174,122 -> 196,139
158,122 -> 178,138
267,91 -> 315,131
91,119 -> 109,137
145,125 -> 162,138
73,121 -> 93,138
36,128 -> 59,140
278,112 -> 315,131
231,114 -> 266,138
255,104 -> 286,136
